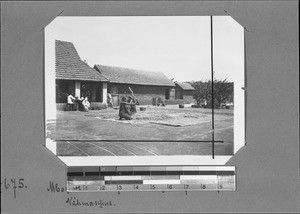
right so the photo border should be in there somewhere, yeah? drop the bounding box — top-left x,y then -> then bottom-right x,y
44,15 -> 245,166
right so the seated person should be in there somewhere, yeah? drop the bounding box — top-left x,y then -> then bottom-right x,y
157,97 -> 165,107
82,96 -> 90,112
119,97 -> 133,120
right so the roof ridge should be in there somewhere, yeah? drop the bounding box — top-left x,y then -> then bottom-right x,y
94,64 -> 175,86
95,64 -> 162,74
175,81 -> 195,90
55,39 -> 74,44
56,40 -> 109,82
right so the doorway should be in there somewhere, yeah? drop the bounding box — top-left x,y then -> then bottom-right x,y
165,89 -> 170,100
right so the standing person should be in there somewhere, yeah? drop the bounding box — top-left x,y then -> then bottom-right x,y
127,96 -> 138,114
119,97 -> 133,120
77,96 -> 84,111
107,92 -> 114,108
66,93 -> 75,111
74,96 -> 82,111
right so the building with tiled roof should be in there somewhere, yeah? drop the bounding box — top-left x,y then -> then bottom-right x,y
56,40 -> 108,82
175,82 -> 195,91
94,64 -> 176,106
174,82 -> 195,103
55,40 -> 195,109
94,64 -> 175,87
55,40 -> 109,109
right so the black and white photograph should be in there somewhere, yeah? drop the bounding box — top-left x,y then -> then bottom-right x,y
45,16 -> 245,164
2,1 -> 298,213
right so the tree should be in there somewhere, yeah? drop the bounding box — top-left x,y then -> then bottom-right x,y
189,81 -> 209,106
213,79 -> 234,107
189,79 -> 233,108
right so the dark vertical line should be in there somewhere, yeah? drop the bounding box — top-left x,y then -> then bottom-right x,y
42,30 -> 46,146
0,2 -> 2,119
233,165 -> 237,191
0,3 -> 3,168
244,28 -> 247,145
65,166 -> 68,190
211,16 -> 215,159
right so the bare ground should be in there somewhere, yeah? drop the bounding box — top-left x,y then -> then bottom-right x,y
46,106 -> 234,156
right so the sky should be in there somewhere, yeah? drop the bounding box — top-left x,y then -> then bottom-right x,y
46,16 -> 244,82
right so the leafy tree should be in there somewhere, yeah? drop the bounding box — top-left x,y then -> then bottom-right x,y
189,79 -> 233,108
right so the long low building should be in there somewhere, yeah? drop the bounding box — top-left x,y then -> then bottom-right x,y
55,40 -> 195,109
93,64 -> 176,106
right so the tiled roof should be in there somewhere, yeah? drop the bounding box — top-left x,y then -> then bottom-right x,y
94,64 -> 175,87
55,40 -> 108,82
175,82 -> 195,90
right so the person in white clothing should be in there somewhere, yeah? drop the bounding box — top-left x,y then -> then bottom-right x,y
107,93 -> 114,108
82,96 -> 90,112
66,93 -> 76,111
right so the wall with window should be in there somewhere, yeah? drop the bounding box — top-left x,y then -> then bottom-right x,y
108,83 -> 175,105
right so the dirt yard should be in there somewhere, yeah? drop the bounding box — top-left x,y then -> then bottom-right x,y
46,106 -> 234,156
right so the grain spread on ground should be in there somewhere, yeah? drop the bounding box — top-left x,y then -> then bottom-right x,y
85,108 -> 208,124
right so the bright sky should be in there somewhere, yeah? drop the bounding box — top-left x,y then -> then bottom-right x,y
47,16 -> 244,82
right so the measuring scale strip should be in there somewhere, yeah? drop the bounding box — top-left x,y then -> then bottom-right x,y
67,177 -> 235,192
67,183 -> 235,192
67,166 -> 236,192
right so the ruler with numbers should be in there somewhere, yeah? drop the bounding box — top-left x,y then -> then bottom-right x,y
67,166 -> 236,192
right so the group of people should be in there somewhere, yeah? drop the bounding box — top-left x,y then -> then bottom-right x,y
66,92 -> 139,118
67,93 -> 90,112
119,96 -> 138,120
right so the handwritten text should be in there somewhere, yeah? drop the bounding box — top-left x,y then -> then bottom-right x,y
1,178 -> 27,199
66,196 -> 115,208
